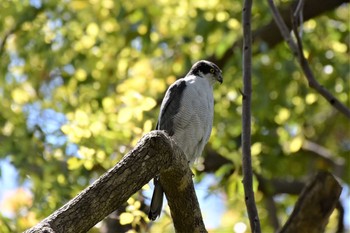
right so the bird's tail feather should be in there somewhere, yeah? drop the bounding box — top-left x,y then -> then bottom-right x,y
148,177 -> 164,221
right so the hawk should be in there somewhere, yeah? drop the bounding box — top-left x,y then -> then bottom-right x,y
148,60 -> 223,220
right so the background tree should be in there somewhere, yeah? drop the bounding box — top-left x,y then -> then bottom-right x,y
0,0 -> 349,232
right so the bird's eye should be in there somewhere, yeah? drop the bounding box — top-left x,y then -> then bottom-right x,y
210,68 -> 215,73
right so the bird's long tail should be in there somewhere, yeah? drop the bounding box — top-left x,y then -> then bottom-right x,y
148,176 -> 164,221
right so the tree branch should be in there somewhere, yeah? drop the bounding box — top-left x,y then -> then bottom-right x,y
279,171 -> 342,233
264,195 -> 280,231
25,131 -> 206,233
242,0 -> 261,232
212,0 -> 348,68
302,140 -> 345,177
257,175 -> 305,196
159,141 -> 207,233
266,0 -> 350,119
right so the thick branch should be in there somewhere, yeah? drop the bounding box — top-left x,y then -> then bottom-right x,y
160,140 -> 207,233
25,131 -> 206,233
257,175 -> 305,196
266,0 -> 350,119
242,0 -> 261,232
279,171 -> 342,233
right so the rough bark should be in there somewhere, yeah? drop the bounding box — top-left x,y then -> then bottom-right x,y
159,141 -> 207,233
25,131 -> 206,233
279,171 -> 342,233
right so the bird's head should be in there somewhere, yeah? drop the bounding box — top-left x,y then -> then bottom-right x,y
188,60 -> 223,84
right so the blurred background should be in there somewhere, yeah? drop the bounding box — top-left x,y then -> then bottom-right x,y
0,0 -> 349,232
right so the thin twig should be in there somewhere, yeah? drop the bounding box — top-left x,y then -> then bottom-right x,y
267,0 -> 350,119
293,0 -> 305,38
242,0 -> 261,232
265,196 -> 280,231
293,0 -> 305,18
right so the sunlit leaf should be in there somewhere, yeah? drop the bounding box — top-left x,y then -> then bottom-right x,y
67,157 -> 83,170
119,212 -> 134,225
86,23 -> 99,37
289,136 -> 304,153
274,108 -> 290,125
117,108 -> 133,124
139,97 -> 157,111
251,142 -> 262,156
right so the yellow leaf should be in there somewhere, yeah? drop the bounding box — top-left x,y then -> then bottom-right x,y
127,197 -> 135,205
275,108 -> 290,124
137,24 -> 147,35
83,160 -> 94,170
75,68 -> 87,81
289,136 -> 303,153
11,84 -> 35,104
69,0 -> 89,10
140,97 -> 157,111
75,109 -> 89,126
304,19 -> 316,30
67,157 -> 83,170
80,35 -> 95,49
133,201 -> 141,210
102,0 -> 115,9
216,11 -> 229,22
2,121 -> 14,136
143,119 -> 153,133
126,230 -> 137,233
96,150 -> 106,162
305,93 -> 317,105
78,146 -> 95,159
251,142 -> 262,156
120,212 -> 134,225
86,23 -> 99,37
227,18 -> 240,30
117,108 -> 133,123
89,121 -> 106,135
332,41 -> 347,53
57,174 -> 66,184
102,19 -> 119,33
102,97 -> 115,113
61,124 -> 70,134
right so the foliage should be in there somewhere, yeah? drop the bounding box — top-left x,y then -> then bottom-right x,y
0,0 -> 349,232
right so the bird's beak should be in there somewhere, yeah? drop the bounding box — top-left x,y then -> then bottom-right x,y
217,73 -> 223,84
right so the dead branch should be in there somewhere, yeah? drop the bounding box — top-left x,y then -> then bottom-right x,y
279,171 -> 342,233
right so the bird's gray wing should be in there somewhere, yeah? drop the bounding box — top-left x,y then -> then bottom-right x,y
149,79 -> 187,221
156,79 -> 187,136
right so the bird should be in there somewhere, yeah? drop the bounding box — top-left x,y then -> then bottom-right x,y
148,60 -> 223,221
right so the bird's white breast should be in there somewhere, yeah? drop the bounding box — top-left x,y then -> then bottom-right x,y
172,75 -> 214,163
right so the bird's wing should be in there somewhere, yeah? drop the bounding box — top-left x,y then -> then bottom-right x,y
156,79 -> 187,136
